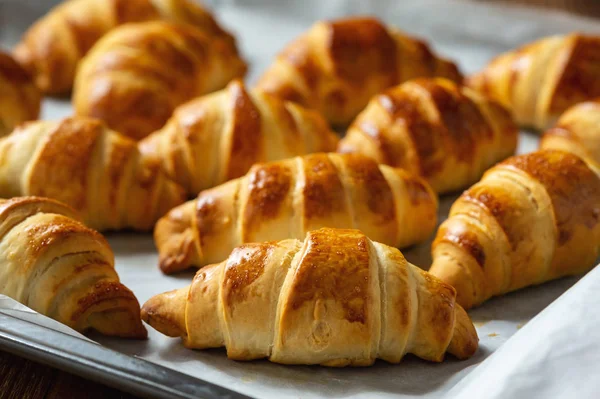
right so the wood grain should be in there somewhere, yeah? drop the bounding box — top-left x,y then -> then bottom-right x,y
0,351 -> 140,399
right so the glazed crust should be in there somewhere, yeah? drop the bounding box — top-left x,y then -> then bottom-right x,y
338,78 -> 518,194
540,99 -> 600,170
13,0 -> 236,95
0,51 -> 40,137
73,20 -> 246,140
0,196 -> 146,338
0,117 -> 185,231
154,152 -> 438,273
142,228 -> 478,365
256,17 -> 462,126
140,80 -> 340,196
467,34 -> 600,130
429,150 -> 600,309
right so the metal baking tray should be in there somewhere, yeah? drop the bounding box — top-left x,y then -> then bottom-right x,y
0,309 -> 248,399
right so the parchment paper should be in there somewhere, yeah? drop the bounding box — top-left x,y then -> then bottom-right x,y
1,1 -> 599,398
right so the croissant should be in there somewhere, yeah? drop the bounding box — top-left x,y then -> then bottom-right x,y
140,80 -> 340,196
540,99 -> 600,169
155,152 -> 438,274
429,150 -> 600,310
467,34 -> 600,130
13,0 -> 236,95
0,117 -> 185,231
0,196 -> 146,338
338,78 -> 518,194
142,228 -> 478,365
0,51 -> 40,137
255,17 -> 462,126
73,21 -> 247,140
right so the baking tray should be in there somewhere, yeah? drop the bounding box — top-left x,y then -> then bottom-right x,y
0,309 -> 247,399
2,1 -> 600,399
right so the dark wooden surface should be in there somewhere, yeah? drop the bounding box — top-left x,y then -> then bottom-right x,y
1,1 -> 598,399
0,350 -> 140,399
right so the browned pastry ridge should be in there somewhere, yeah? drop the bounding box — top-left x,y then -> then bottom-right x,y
540,99 -> 600,170
338,78 -> 518,194
140,79 -> 340,196
0,117 -> 185,231
429,150 -> 600,309
13,0 -> 237,95
0,51 -> 40,137
142,228 -> 478,365
0,196 -> 146,338
155,153 -> 438,274
256,17 -> 462,126
467,33 -> 600,130
73,20 -> 247,140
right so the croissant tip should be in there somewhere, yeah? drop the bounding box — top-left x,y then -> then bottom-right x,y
141,290 -> 186,338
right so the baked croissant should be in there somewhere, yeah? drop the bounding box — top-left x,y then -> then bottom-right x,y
13,0 -> 236,95
142,228 -> 478,365
0,51 -> 40,137
255,17 -> 462,126
338,78 -> 518,194
540,99 -> 600,169
0,196 -> 146,338
467,34 -> 600,130
73,21 -> 247,140
429,150 -> 600,310
155,152 -> 438,274
140,80 -> 340,196
0,117 -> 185,231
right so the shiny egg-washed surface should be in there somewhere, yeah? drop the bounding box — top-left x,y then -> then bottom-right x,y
0,196 -> 145,338
430,150 -> 600,309
338,78 -> 518,194
13,0 -> 237,95
256,17 -> 462,126
154,153 -> 438,273
142,228 -> 478,366
139,80 -> 339,196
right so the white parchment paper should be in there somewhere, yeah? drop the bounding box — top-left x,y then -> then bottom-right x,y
1,1 -> 599,398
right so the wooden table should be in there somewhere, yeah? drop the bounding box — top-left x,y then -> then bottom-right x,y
2,1 -> 597,398
0,351 -> 139,399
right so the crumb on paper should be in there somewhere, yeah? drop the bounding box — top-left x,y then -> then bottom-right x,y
487,332 -> 498,337
242,375 -> 255,383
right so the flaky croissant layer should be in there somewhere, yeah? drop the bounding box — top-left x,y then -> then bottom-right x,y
0,51 -> 40,137
0,196 -> 146,338
430,150 -> 600,309
14,0 -> 237,94
540,99 -> 600,170
256,17 -> 462,126
143,228 -> 478,365
74,21 -> 247,140
140,79 -> 340,196
0,117 -> 185,231
338,78 -> 518,193
154,152 -> 438,273
467,33 -> 600,130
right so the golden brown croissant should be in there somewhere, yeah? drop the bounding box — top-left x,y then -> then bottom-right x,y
255,17 -> 462,126
540,99 -> 600,169
142,228 -> 478,365
73,21 -> 247,140
467,34 -> 600,130
0,117 -> 185,231
140,80 -> 340,196
155,152 -> 438,274
429,150 -> 600,310
0,51 -> 40,137
0,196 -> 146,338
338,78 -> 518,194
13,0 -> 236,95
